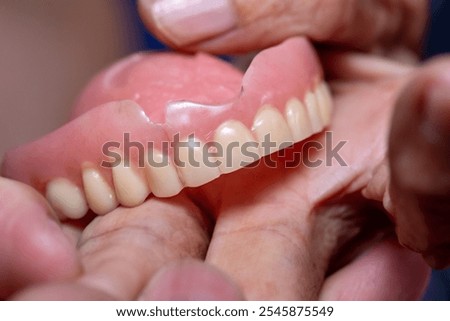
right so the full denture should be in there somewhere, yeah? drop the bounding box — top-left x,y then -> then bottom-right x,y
2,37 -> 332,219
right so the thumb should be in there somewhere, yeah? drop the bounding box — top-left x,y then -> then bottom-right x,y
389,56 -> 450,269
138,0 -> 427,54
138,259 -> 244,300
0,177 -> 81,298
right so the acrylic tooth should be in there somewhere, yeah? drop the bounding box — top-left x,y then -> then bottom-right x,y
316,82 -> 333,126
304,91 -> 324,133
145,150 -> 183,197
214,120 -> 260,174
46,178 -> 88,220
175,137 -> 221,187
112,157 -> 150,207
82,167 -> 118,215
252,105 -> 294,156
285,98 -> 314,142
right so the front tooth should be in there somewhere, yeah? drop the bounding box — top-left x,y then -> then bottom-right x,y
82,167 -> 118,215
112,156 -> 150,207
252,105 -> 294,156
316,82 -> 333,126
46,178 -> 88,220
304,91 -> 324,133
285,98 -> 314,142
214,120 -> 259,174
175,137 -> 221,187
145,150 -> 183,197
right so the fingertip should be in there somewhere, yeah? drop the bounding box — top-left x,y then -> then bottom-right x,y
389,56 -> 450,268
139,259 -> 244,301
137,0 -> 301,54
137,0 -> 174,47
0,178 -> 81,297
12,282 -> 114,301
138,0 -> 238,48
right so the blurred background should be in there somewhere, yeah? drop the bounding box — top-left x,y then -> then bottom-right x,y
0,0 -> 448,300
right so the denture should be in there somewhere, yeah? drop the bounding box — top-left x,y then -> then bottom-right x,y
2,37 -> 332,219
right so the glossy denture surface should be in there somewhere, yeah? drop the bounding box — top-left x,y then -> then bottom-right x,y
2,37 -> 331,217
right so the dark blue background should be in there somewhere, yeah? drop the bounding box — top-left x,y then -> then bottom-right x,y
425,0 -> 450,58
129,0 -> 450,300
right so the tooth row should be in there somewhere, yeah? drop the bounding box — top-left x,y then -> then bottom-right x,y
46,82 -> 332,219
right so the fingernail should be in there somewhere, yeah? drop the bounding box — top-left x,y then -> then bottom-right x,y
148,0 -> 237,46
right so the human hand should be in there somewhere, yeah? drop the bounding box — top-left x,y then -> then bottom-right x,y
7,193 -> 243,300
138,0 -> 426,55
9,53 -> 432,300
138,0 -> 449,267
3,0 -> 446,300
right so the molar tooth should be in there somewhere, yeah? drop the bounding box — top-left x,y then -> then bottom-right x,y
285,98 -> 314,142
46,178 -> 88,220
304,91 -> 324,133
316,82 -> 333,126
82,167 -> 118,215
112,155 -> 150,207
175,136 -> 221,187
145,150 -> 183,197
252,105 -> 294,156
214,120 -> 259,174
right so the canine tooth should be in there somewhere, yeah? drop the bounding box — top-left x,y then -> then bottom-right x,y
145,150 -> 183,197
112,157 -> 150,207
214,120 -> 259,174
252,105 -> 294,156
46,178 -> 88,220
305,91 -> 323,133
316,82 -> 333,126
175,137 -> 221,187
82,168 -> 118,215
285,98 -> 314,141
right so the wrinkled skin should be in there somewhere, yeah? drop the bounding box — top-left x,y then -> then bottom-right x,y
2,0 -> 450,300
4,55 -> 434,300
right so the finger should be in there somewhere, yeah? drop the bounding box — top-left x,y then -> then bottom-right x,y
138,0 -> 427,53
12,282 -> 114,301
15,259 -> 242,301
319,239 -> 430,300
77,195 -> 211,300
139,259 -> 243,300
389,56 -> 450,269
203,159 -> 381,300
0,177 -> 80,298
203,165 -> 320,300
